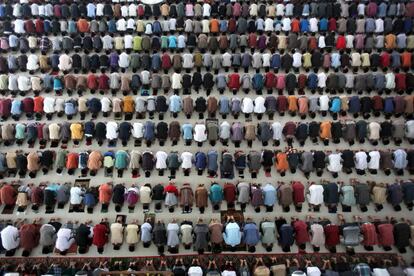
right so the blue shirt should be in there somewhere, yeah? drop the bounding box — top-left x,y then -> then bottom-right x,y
195,152 -> 206,170
219,20 -> 228,32
307,73 -> 318,89
243,223 -> 260,246
11,100 -> 22,115
223,222 -> 241,247
207,150 -> 218,172
330,97 -> 341,113
181,123 -> 193,140
86,3 -> 96,18
169,95 -> 182,113
84,192 -> 96,207
384,97 -> 394,114
300,19 -> 309,32
262,184 -> 276,206
279,224 -> 294,247
331,53 -> 341,68
209,184 -> 223,203
270,54 -> 281,69
319,18 -> 328,31
168,36 -> 177,48
64,101 -> 77,115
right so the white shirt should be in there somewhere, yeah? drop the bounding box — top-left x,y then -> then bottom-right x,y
14,19 -> 25,34
317,73 -> 327,89
180,152 -> 193,169
385,72 -> 395,89
368,122 -> 381,140
276,4 -> 284,16
1,225 -> 19,251
17,76 -> 31,91
355,151 -> 368,170
292,52 -> 302,68
368,151 -> 380,170
58,54 -> 72,71
155,151 -> 168,169
372,268 -> 390,276
118,52 -> 130,68
106,122 -> 119,140
281,17 -> 291,31
272,122 -> 283,140
101,97 -> 112,112
70,186 -> 84,205
96,3 -> 104,16
262,53 -> 271,67
43,97 -> 55,113
121,5 -> 128,17
124,35 -> 133,49
327,153 -> 342,172
309,17 -> 318,32
219,121 -> 231,139
307,184 -> 324,205
318,36 -> 326,48
55,228 -> 74,251
116,18 -> 127,31
264,18 -> 274,32
319,95 -> 329,111
241,98 -> 254,113
202,3 -> 211,17
406,120 -> 414,138
128,3 -> 137,16
404,268 -> 414,276
254,97 -> 266,113
306,267 -> 321,276
127,18 -> 135,30
375,19 -> 384,33
171,73 -> 182,89
188,266 -> 203,276
27,54 -> 39,71
194,124 -> 207,142
132,123 -> 144,138
346,35 -> 354,48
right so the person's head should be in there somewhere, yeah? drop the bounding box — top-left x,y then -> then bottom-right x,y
115,205 -> 121,212
97,247 -> 104,254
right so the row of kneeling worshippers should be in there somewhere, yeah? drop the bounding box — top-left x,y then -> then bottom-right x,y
0,148 -> 413,178
1,180 -> 414,214
0,214 -> 414,257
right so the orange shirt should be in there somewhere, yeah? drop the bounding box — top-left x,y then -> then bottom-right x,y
276,152 -> 289,172
210,19 -> 219,33
385,34 -> 396,49
291,19 -> 300,33
66,153 -> 79,169
320,121 -> 332,139
288,96 -> 298,112
298,97 -> 308,114
33,96 -> 44,113
123,96 -> 134,113
402,52 -> 412,68
99,183 -> 113,204
77,19 -> 90,33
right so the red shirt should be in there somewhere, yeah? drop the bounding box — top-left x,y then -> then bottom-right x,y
22,97 -> 34,113
380,52 -> 390,68
87,74 -> 98,90
98,74 -> 109,90
165,184 -> 178,196
324,224 -> 340,246
161,54 -> 172,70
293,220 -> 309,244
93,223 -> 109,247
0,99 -> 11,117
336,35 -> 346,50
33,96 -> 44,113
361,223 -> 378,246
36,123 -> 44,140
24,20 -> 35,34
228,18 -> 237,33
372,96 -> 384,111
395,73 -> 406,91
228,74 -> 240,90
20,224 -> 40,250
292,181 -> 305,204
223,183 -> 236,203
328,18 -> 337,32
35,19 -> 44,34
276,95 -> 288,112
137,5 -> 145,17
377,223 -> 394,247
66,153 -> 79,169
265,72 -> 276,89
298,74 -> 307,90
248,33 -> 257,48
0,184 -> 17,205
291,19 -> 300,33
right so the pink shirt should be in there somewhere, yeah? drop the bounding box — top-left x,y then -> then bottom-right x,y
276,75 -> 286,90
185,4 -> 194,16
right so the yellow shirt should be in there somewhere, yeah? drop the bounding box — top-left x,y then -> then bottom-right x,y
70,123 -> 83,140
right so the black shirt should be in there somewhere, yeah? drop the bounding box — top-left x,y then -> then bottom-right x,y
112,184 -> 126,205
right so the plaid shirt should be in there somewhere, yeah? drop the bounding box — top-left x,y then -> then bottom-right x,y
40,36 -> 50,52
353,263 -> 372,276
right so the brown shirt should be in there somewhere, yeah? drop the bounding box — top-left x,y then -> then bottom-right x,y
88,151 -> 103,171
179,185 -> 194,207
183,97 -> 193,115
207,97 -> 218,114
244,123 -> 256,140
278,184 -> 293,206
20,223 -> 41,250
168,121 -> 181,140
195,185 -> 208,207
209,222 -> 223,244
27,152 -> 40,172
